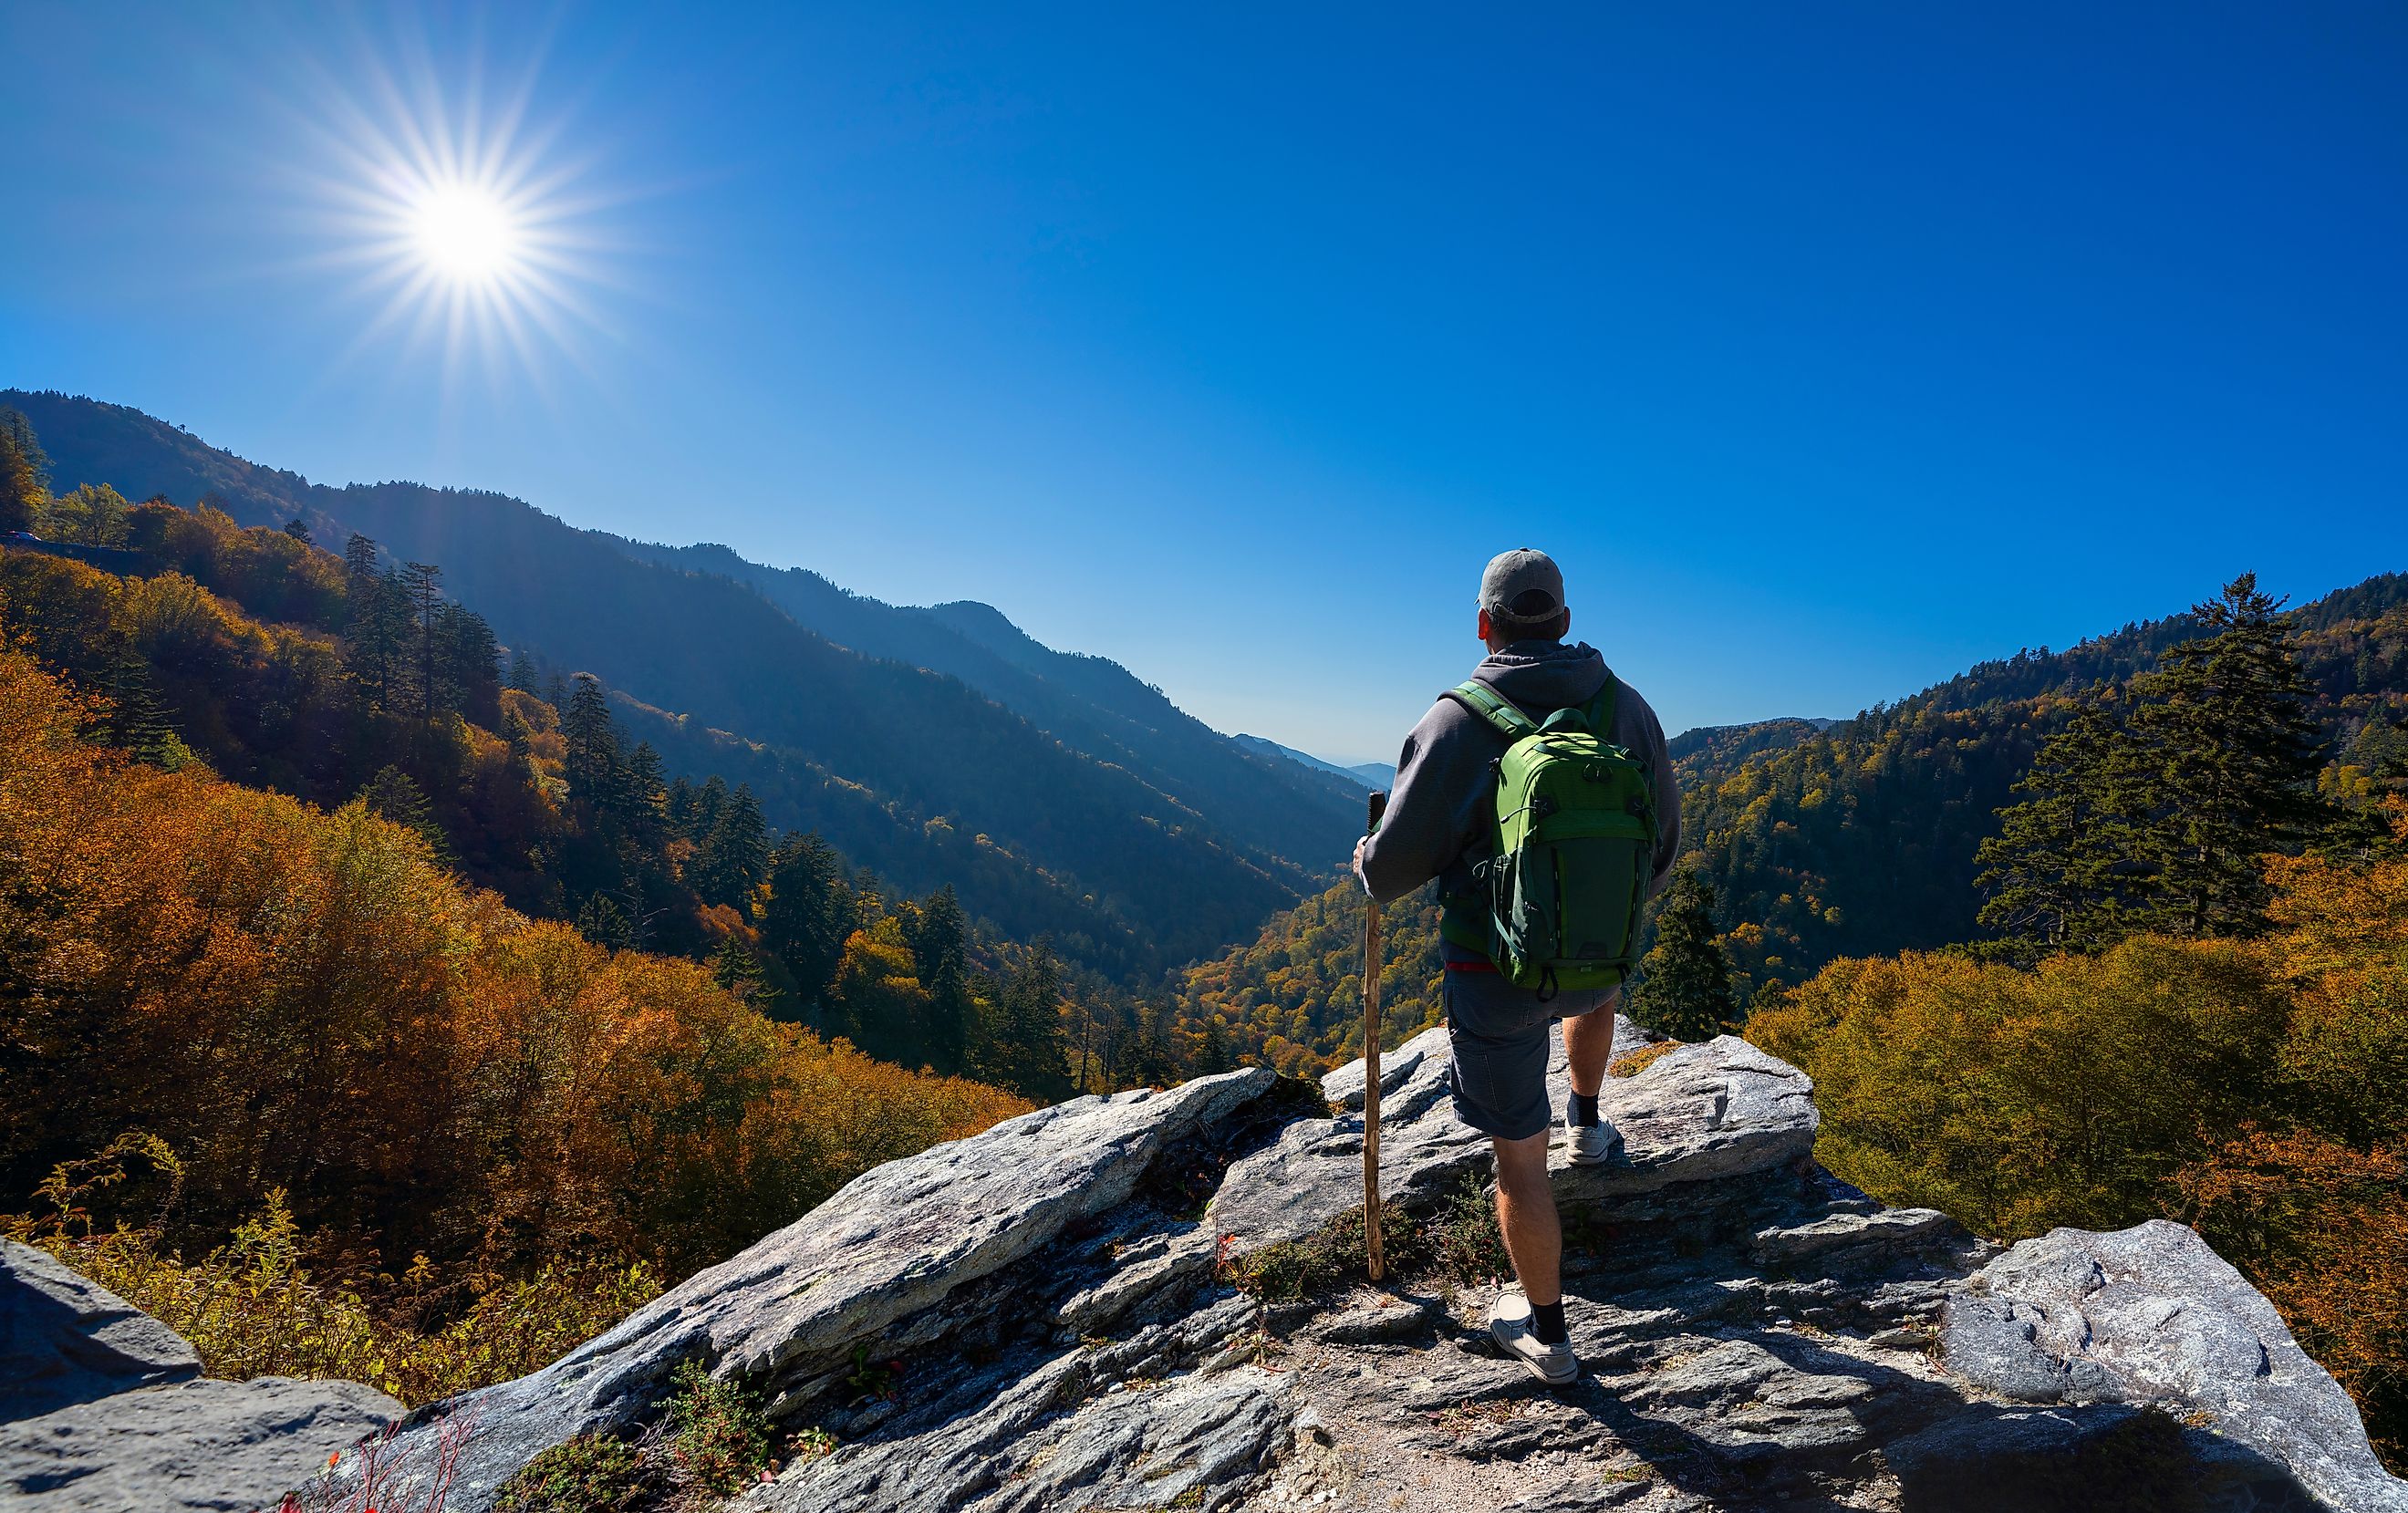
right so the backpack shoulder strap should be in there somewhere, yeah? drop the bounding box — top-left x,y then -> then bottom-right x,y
1583,673 -> 1619,738
1443,680 -> 1540,741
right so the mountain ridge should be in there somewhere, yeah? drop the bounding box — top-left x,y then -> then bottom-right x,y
2,389 -> 1360,977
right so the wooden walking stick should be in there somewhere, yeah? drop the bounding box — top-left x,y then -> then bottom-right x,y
1363,791 -> 1387,1283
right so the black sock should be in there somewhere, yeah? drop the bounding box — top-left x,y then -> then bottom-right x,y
1567,1091 -> 1600,1127
1531,1300 -> 1569,1346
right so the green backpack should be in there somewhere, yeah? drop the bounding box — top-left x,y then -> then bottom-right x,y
1438,677 -> 1656,998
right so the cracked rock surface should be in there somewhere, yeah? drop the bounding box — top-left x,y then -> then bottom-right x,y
247,1018 -> 2400,1513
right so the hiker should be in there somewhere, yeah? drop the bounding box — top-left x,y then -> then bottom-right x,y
1353,547 -> 1681,1383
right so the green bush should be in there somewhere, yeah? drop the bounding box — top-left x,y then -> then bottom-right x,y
492,1434 -> 649,1513
665,1356 -> 774,1495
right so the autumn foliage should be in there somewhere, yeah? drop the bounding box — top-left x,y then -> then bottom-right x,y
0,640 -> 1027,1311
1748,813 -> 2408,1466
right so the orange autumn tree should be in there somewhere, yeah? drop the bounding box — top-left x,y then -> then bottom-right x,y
0,637 -> 1027,1285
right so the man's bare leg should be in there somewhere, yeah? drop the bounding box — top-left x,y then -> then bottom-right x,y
1563,994 -> 1618,1100
1492,1130 -> 1560,1306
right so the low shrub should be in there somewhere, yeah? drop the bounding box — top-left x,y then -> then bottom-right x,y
664,1356 -> 774,1495
492,1434 -> 650,1513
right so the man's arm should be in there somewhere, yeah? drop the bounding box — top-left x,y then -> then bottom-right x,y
1353,700 -> 1486,904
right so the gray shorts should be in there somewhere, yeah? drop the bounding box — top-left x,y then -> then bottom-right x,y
1443,968 -> 1615,1142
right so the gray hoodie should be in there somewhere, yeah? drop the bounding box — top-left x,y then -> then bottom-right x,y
1359,640 -> 1682,1014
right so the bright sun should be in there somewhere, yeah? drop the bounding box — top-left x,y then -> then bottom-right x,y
293,36 -> 616,383
411,184 -> 519,281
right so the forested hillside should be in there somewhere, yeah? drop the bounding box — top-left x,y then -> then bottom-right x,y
0,478 -> 1189,1103
1685,575 -> 2408,990
2,389 -> 1359,979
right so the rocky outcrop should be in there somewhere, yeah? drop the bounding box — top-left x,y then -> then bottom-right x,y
0,1242 -> 401,1513
357,1068 -> 1288,1512
1943,1221 -> 2408,1513
26,1021 -> 2403,1512
1212,1024 -> 1819,1257
2,1240 -> 202,1420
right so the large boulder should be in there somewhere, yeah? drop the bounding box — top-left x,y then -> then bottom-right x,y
1,1240 -> 400,1513
1,1376 -> 400,1513
368,1067 -> 1276,1513
1,1240 -> 201,1419
1210,1021 -> 1820,1256
1941,1219 -> 2408,1512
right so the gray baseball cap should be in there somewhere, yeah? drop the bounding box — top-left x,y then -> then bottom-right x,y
1479,548 -> 1565,622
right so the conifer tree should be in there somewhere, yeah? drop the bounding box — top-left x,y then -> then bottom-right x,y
759,834 -> 855,1015
0,407 -> 48,492
2126,574 -> 2326,938
907,886 -> 974,1074
358,765 -> 451,864
710,937 -> 769,1002
283,518 -> 313,544
562,674 -> 619,808
506,648 -> 538,694
99,637 -> 181,767
432,601 -> 500,724
620,741 -> 669,842
575,892 -> 634,950
1626,867 -> 1740,1041
1976,686 -> 2149,959
0,420 -> 44,534
402,562 -> 443,714
693,784 -> 769,908
980,941 -> 1071,1102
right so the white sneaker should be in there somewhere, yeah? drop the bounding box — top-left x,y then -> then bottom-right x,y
1489,1287 -> 1578,1384
1562,1112 -> 1624,1165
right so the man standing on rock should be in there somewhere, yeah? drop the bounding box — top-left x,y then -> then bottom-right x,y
1352,548 -> 1681,1383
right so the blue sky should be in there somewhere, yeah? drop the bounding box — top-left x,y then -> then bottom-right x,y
4,3 -> 2403,764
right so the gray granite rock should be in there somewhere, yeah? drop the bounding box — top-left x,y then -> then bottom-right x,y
248,1043 -> 2404,1513
761,1363 -> 1288,1513
0,1375 -> 400,1513
2,1239 -> 202,1420
1209,1021 -> 1815,1259
368,1067 -> 1275,1513
1941,1219 -> 2407,1512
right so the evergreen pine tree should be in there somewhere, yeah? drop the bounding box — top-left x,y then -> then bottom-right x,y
981,941 -> 1071,1102
432,602 -> 501,724
759,834 -> 856,1015
358,765 -> 452,864
506,648 -> 538,694
1976,686 -> 2150,959
710,937 -> 769,1002
401,562 -> 443,715
2125,574 -> 2326,937
0,420 -> 44,534
99,637 -> 182,767
283,518 -> 313,544
907,886 -> 974,1075
0,408 -> 49,492
1626,868 -> 1740,1041
692,784 -> 769,908
561,674 -> 620,809
575,892 -> 635,951
620,741 -> 669,842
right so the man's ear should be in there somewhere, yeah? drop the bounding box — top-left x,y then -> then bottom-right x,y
1560,607 -> 1572,640
1477,606 -> 1494,642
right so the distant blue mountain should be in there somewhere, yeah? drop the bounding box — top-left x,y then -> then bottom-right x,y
1236,735 -> 1395,793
